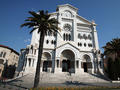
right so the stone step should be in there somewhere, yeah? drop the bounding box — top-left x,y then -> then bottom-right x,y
27,72 -> 109,83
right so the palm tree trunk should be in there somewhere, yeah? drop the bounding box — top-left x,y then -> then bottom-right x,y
33,30 -> 45,88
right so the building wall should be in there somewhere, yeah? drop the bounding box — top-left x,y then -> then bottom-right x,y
0,45 -> 19,77
19,4 -> 103,75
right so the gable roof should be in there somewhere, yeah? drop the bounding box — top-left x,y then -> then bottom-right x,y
76,15 -> 92,25
56,4 -> 96,26
57,4 -> 78,12
55,42 -> 80,51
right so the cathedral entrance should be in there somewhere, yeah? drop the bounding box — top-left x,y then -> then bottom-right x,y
82,55 -> 92,73
60,50 -> 75,73
42,52 -> 52,72
62,60 -> 70,72
83,62 -> 87,72
43,61 -> 52,72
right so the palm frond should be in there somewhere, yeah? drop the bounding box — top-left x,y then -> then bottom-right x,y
29,11 -> 39,18
21,22 -> 36,28
30,27 -> 38,34
21,10 -> 60,36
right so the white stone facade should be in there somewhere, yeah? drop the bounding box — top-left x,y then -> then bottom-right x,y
21,4 -> 103,76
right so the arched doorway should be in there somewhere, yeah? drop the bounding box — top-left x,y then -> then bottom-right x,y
42,52 -> 52,72
60,50 -> 75,73
82,55 -> 92,73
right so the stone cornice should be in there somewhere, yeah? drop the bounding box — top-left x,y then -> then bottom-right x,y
77,23 -> 91,27
62,17 -> 73,21
43,44 -> 93,53
49,12 -> 58,15
43,48 -> 55,50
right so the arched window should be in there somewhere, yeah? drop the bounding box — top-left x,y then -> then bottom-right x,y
66,34 -> 69,41
0,52 -> 3,57
46,40 -> 49,44
78,33 -> 81,39
88,34 -> 92,40
88,43 -> 92,47
78,33 -> 82,39
51,40 -> 54,44
91,44 -> 93,47
69,34 -> 71,41
3,52 -> 6,58
83,34 -> 87,40
84,43 -> 86,47
54,41 -> 56,45
80,43 -> 82,46
78,43 -> 79,46
63,33 -> 66,41
28,58 -> 31,67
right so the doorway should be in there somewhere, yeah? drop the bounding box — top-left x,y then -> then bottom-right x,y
62,60 -> 70,72
60,50 -> 75,73
83,62 -> 87,72
43,61 -> 52,72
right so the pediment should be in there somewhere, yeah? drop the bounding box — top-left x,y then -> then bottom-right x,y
56,42 -> 80,51
57,4 -> 78,13
57,4 -> 96,26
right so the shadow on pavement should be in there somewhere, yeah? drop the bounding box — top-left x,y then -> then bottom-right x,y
89,73 -> 110,81
63,81 -> 97,87
0,81 -> 28,90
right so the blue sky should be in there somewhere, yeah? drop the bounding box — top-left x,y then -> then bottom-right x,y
0,0 -> 120,53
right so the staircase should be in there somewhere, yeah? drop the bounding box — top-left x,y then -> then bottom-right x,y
38,72 -> 109,83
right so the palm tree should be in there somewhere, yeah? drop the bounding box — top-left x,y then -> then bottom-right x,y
103,38 -> 120,80
103,38 -> 120,60
21,10 -> 60,88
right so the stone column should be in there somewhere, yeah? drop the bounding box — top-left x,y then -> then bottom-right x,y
26,58 -> 29,68
30,59 -> 32,67
79,60 -> 81,69
74,60 -> 76,73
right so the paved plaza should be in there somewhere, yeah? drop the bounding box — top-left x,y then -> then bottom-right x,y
0,73 -> 120,90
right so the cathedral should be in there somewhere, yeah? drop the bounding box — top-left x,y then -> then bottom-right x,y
18,4 -> 103,79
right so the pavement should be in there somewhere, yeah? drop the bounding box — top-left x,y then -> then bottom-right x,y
0,73 -> 120,90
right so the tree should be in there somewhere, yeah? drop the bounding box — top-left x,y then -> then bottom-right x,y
21,10 -> 60,88
103,38 -> 120,60
103,38 -> 120,80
